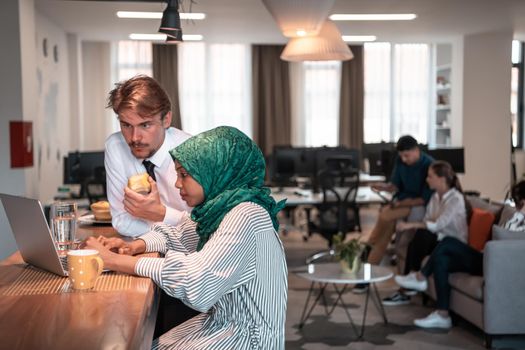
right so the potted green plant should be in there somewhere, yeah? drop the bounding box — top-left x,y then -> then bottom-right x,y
333,233 -> 368,274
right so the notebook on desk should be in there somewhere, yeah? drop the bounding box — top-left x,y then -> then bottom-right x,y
1,193 -> 74,276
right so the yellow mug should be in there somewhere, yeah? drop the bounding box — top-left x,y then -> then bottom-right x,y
67,249 -> 104,290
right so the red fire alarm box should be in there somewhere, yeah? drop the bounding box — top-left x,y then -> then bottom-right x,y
10,121 -> 34,168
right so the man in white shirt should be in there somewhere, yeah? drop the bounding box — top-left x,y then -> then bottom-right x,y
105,76 -> 199,337
105,75 -> 191,237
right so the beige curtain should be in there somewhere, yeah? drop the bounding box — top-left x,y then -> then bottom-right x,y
252,45 -> 291,155
152,44 -> 182,129
339,45 -> 364,150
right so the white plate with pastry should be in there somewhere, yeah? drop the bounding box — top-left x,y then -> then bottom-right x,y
78,214 -> 112,226
78,200 -> 113,225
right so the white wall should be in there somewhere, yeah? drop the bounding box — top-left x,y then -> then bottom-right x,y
0,1 -> 27,196
34,10 -> 71,203
0,1 -> 73,260
461,30 -> 513,200
20,0 -> 38,199
0,3 -> 115,260
0,0 -> 27,260
81,41 -> 114,151
68,34 -> 84,151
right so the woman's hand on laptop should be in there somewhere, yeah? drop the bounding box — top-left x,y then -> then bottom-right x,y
95,236 -> 145,256
84,237 -> 140,275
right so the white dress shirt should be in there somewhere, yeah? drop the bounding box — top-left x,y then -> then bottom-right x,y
105,127 -> 192,237
424,188 -> 468,242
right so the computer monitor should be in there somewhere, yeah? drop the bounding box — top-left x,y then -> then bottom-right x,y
270,146 -> 360,189
63,151 -> 105,185
315,147 -> 360,173
271,147 -> 299,187
270,147 -> 319,181
427,147 -> 465,174
293,147 -> 318,177
380,149 -> 397,181
361,142 -> 396,175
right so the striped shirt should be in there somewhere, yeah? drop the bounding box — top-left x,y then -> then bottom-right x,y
135,202 -> 288,349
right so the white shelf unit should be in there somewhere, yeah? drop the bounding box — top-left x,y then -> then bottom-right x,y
431,44 -> 453,147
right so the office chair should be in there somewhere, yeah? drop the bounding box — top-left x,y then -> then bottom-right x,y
308,167 -> 361,247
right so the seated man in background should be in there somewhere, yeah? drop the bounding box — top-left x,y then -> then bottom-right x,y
105,75 -> 191,237
354,135 -> 434,296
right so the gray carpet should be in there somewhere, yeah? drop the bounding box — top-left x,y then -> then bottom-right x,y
281,207 -> 525,350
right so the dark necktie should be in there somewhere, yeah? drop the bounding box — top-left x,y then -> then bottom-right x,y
142,160 -> 157,181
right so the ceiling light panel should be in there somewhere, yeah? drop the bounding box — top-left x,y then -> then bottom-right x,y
342,35 -> 377,42
117,11 -> 206,20
330,14 -> 417,21
129,33 -> 203,41
182,34 -> 203,41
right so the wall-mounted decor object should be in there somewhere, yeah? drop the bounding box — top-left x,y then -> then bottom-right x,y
43,38 -> 48,57
10,121 -> 34,168
53,45 -> 59,63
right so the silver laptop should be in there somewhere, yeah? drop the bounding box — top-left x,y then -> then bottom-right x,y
0,193 -> 70,276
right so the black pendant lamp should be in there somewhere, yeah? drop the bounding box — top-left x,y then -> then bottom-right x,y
159,0 -> 182,41
166,30 -> 184,44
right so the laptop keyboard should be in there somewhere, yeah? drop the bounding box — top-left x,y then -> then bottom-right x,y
59,255 -> 68,271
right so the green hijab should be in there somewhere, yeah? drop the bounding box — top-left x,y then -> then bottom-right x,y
170,126 -> 286,251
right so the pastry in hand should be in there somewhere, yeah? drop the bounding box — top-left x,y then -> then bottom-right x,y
90,201 -> 111,221
128,173 -> 151,194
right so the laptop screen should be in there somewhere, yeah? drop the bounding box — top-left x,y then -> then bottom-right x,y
0,194 -> 67,276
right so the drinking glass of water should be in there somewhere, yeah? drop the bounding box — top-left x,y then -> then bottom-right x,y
51,202 -> 78,256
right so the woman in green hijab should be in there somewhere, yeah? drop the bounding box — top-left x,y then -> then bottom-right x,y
86,126 -> 288,349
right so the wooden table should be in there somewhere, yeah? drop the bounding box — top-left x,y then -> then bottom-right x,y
0,225 -> 160,350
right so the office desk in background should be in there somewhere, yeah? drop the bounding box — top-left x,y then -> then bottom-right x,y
271,186 -> 391,207
358,173 -> 385,185
0,225 -> 159,350
269,172 -> 385,206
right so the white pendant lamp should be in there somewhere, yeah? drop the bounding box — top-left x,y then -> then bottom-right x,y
261,0 -> 336,37
281,20 -> 354,62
